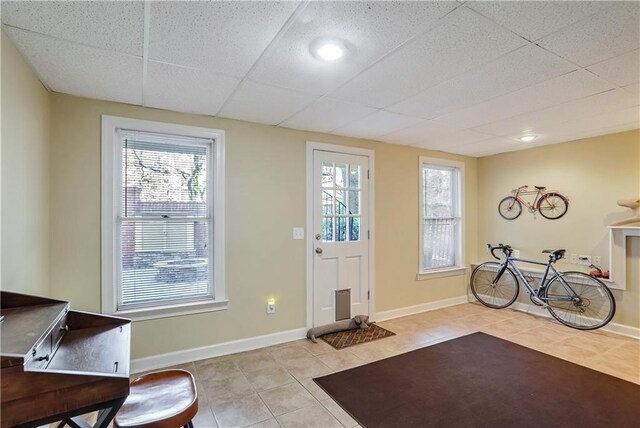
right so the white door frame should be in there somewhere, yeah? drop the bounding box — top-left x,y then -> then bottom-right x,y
305,141 -> 376,330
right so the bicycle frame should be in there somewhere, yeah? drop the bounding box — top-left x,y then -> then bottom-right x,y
493,255 -> 579,304
512,188 -> 545,212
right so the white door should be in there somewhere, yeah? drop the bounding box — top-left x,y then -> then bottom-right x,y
312,150 -> 369,327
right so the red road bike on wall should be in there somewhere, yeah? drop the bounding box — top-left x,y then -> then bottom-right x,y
498,185 -> 569,220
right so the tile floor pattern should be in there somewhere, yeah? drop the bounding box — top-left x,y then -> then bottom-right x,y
79,303 -> 640,428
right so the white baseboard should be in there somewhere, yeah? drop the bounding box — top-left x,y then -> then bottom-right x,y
375,295 -> 470,322
131,327 -> 306,374
497,299 -> 640,340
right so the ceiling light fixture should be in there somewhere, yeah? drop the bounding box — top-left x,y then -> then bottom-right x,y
518,134 -> 538,143
311,38 -> 347,62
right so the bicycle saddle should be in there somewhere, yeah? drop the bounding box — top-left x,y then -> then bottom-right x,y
534,186 -> 546,190
542,249 -> 566,260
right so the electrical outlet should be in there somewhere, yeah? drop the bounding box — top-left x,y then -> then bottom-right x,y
593,256 -> 601,267
512,249 -> 520,258
578,255 -> 591,266
569,254 -> 578,264
267,298 -> 276,314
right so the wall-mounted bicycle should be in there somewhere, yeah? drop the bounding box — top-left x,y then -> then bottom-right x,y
498,185 -> 568,220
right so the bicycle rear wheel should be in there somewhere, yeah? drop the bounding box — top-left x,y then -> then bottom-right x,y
498,197 -> 522,220
544,272 -> 615,330
537,193 -> 568,219
470,262 -> 519,309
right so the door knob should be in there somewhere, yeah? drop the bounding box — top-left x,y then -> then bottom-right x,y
315,247 -> 323,255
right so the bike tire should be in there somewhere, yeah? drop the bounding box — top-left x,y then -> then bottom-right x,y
498,196 -> 522,220
543,271 -> 615,330
537,192 -> 568,220
470,262 -> 519,309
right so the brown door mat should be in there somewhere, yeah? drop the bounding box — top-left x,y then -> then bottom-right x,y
314,332 -> 640,428
321,323 -> 395,349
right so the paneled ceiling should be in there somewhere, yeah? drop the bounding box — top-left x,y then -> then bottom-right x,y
2,1 -> 638,157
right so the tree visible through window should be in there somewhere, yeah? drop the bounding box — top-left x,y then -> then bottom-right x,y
421,160 -> 462,272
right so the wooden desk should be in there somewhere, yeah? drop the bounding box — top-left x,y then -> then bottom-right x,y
1,291 -> 131,428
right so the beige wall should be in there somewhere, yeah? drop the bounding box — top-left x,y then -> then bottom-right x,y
477,130 -> 640,329
0,32 -> 51,296
49,93 -> 478,359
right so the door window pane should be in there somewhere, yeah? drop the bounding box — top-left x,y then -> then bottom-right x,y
349,165 -> 360,189
335,217 -> 347,242
335,190 -> 347,214
335,163 -> 348,187
322,217 -> 334,242
348,191 -> 360,215
349,217 -> 360,241
322,162 -> 334,188
322,190 -> 334,215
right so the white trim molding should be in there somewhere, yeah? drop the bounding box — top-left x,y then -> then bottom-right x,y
376,295 -> 469,322
101,115 -> 226,321
305,141 -> 376,328
131,328 -> 306,373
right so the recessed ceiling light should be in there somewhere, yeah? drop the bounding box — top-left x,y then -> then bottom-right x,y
518,134 -> 538,143
311,38 -> 347,62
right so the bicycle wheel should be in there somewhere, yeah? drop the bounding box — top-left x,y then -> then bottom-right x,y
544,272 -> 615,330
498,197 -> 522,220
537,193 -> 568,219
470,262 -> 519,309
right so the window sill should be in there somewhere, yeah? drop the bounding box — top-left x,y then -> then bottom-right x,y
417,267 -> 467,281
111,299 -> 229,321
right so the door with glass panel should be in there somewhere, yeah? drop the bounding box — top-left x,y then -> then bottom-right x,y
313,150 -> 369,327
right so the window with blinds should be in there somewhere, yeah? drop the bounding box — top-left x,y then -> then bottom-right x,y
420,160 -> 463,272
117,130 -> 214,310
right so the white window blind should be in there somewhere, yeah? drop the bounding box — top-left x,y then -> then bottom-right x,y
421,163 -> 461,271
118,130 -> 214,310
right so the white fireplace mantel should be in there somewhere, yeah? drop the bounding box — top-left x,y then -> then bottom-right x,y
608,225 -> 640,290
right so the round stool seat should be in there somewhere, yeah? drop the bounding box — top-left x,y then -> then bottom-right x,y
115,369 -> 198,428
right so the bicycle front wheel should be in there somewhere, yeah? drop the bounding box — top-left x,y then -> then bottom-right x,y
537,193 -> 568,219
544,272 -> 615,330
470,262 -> 519,309
498,196 -> 522,220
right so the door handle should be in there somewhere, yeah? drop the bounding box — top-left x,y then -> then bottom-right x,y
315,247 -> 323,255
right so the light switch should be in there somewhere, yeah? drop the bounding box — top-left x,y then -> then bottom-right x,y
293,227 -> 305,240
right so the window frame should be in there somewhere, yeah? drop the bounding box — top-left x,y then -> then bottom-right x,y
417,156 -> 466,280
101,115 -> 226,321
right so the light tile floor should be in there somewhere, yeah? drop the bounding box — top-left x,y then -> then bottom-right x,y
86,303 -> 640,428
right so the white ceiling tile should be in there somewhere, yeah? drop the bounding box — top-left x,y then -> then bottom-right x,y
434,70 -> 615,129
332,6 -> 527,108
4,27 -> 142,105
218,80 -> 317,125
623,83 -> 640,98
414,129 -> 496,151
466,1 -> 612,42
250,1 -> 457,96
379,120 -> 494,148
332,111 -> 423,140
587,50 -> 640,87
1,1 -> 144,55
533,106 -> 640,139
145,61 -> 239,116
473,89 -> 638,137
388,44 -> 576,119
538,2 -> 640,67
148,1 -> 299,77
280,98 -> 376,133
445,138 -> 530,157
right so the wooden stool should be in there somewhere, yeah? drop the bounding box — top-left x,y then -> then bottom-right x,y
114,369 -> 198,428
